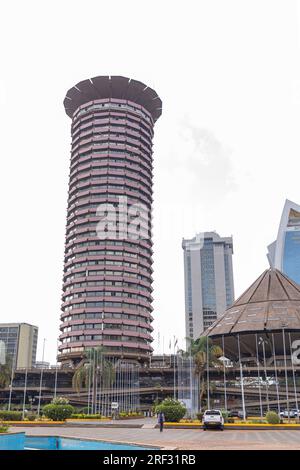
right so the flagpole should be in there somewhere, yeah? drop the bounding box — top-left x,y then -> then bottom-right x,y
222,335 -> 227,411
8,342 -> 17,411
289,333 -> 298,413
255,333 -> 263,417
173,336 -> 176,400
54,341 -> 59,400
272,333 -> 280,415
189,345 -> 193,417
92,348 -> 96,414
37,338 -> 46,417
282,328 -> 290,420
260,337 -> 270,412
206,335 -> 210,409
22,368 -> 28,420
237,334 -> 246,420
87,352 -> 91,415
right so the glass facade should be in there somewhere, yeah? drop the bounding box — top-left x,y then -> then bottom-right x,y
267,201 -> 300,285
224,250 -> 234,307
186,253 -> 193,337
0,324 -> 38,368
31,329 -> 38,366
0,326 -> 19,364
283,231 -> 300,284
200,239 -> 217,330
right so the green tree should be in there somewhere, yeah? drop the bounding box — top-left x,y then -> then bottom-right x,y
72,347 -> 115,413
155,398 -> 186,422
187,336 -> 223,408
0,356 -> 12,389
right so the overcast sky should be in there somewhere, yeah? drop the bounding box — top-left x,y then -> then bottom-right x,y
1,0 -> 300,364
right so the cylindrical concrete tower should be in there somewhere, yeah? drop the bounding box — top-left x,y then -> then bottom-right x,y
58,76 -> 162,366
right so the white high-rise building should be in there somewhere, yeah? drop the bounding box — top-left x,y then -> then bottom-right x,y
0,323 -> 38,369
182,232 -> 235,340
267,199 -> 300,284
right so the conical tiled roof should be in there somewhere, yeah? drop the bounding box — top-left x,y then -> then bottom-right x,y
205,268 -> 300,337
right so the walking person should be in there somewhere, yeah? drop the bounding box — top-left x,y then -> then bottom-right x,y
157,411 -> 165,432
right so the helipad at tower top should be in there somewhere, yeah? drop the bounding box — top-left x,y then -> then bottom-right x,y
63,75 -> 162,122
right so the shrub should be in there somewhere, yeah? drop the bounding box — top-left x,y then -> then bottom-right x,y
78,407 -> 89,414
70,413 -> 84,419
221,410 -> 229,422
155,398 -> 186,423
0,411 -> 22,421
117,411 -> 141,419
0,422 -> 9,433
196,412 -> 203,422
249,419 -> 267,424
42,403 -> 74,421
26,413 -> 36,421
266,411 -> 280,425
71,413 -> 101,419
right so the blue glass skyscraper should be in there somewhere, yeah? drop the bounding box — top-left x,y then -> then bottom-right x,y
267,200 -> 300,284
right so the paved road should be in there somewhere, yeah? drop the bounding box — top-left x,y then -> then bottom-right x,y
11,425 -> 300,450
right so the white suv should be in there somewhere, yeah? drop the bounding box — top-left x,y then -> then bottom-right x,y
203,409 -> 224,431
280,409 -> 299,419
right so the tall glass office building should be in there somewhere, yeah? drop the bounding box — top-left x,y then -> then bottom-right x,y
267,199 -> 300,284
58,76 -> 162,366
182,232 -> 235,340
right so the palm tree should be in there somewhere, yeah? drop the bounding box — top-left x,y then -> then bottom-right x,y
0,355 -> 12,389
72,347 -> 115,414
187,336 -> 223,409
198,375 -> 217,405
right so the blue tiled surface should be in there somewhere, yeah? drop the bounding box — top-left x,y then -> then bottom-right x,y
0,433 -> 154,450
0,433 -> 25,450
25,436 -> 150,450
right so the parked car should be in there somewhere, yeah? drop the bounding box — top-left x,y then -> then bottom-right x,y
280,409 -> 299,418
228,410 -> 246,419
291,409 -> 300,417
203,409 -> 224,430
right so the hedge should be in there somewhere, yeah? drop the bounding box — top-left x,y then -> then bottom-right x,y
71,413 -> 101,419
0,411 -> 22,421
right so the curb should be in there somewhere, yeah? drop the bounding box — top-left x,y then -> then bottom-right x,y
164,423 -> 300,430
